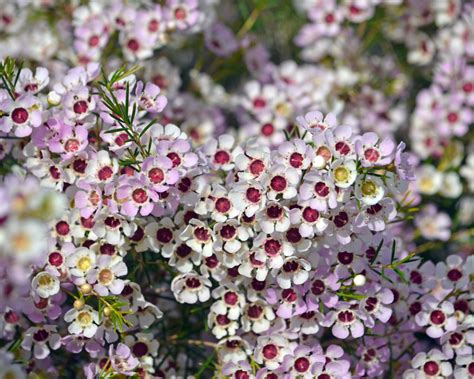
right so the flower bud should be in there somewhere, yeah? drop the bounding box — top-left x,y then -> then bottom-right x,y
353,274 -> 366,287
80,283 -> 92,294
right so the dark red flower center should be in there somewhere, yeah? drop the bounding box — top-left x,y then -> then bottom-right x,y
270,175 -> 287,192
11,107 -> 28,124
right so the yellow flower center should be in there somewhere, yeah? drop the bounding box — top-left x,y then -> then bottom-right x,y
361,181 -> 377,196
11,232 -> 31,251
77,311 -> 93,326
419,177 -> 434,192
77,257 -> 92,272
334,167 -> 349,182
37,273 -> 54,287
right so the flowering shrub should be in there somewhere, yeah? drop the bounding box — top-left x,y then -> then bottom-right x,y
0,1 -> 472,378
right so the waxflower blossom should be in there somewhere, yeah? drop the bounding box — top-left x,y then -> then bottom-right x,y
0,2 -> 472,376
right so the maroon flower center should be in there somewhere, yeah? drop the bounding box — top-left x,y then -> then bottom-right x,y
156,228 -> 173,244
303,207 -> 319,223
261,123 -> 274,136
335,141 -> 351,155
423,361 -> 439,376
216,314 -> 230,325
314,182 -> 330,197
56,221 -> 70,236
468,362 -> 474,376
337,310 -> 355,323
264,239 -> 281,256
246,187 -> 261,203
235,370 -> 250,379
247,304 -> 263,319
283,260 -> 299,272
294,357 -> 310,373
130,226 -> 144,242
98,166 -> 113,181
35,298 -> 48,310
325,13 -> 335,23
364,148 -> 380,162
409,302 -> 422,315
215,197 -> 231,213
49,252 -> 63,266
220,224 -> 236,240
410,270 -> 422,284
286,228 -> 302,243
132,342 -> 149,357
174,7 -> 187,20
100,243 -> 116,255
148,19 -> 159,32
205,254 -> 219,269
447,268 -> 462,281
333,212 -> 349,228
289,152 -> 304,168
176,244 -> 192,258
194,227 -> 210,242
89,35 -> 100,47
454,300 -> 468,314
430,310 -> 446,325
11,108 -> 28,124
224,291 -> 238,305
214,150 -> 230,165
24,83 -> 38,92
49,166 -> 61,180
178,177 -> 192,192
262,344 -> 278,360
104,217 -> 121,228
447,112 -> 459,123
463,82 -> 473,93
282,288 -> 297,302
337,251 -> 353,265
73,158 -> 87,173
364,297 -> 378,312
127,39 -> 140,52
73,100 -> 88,114
249,159 -> 265,175
270,175 -> 287,192
167,152 -> 181,167
185,277 -> 201,289
266,204 -> 283,219
33,329 -> 49,342
367,203 -> 383,215
132,188 -> 148,204
253,98 -> 266,108
311,280 -> 325,295
148,168 -> 165,184
448,332 -> 463,346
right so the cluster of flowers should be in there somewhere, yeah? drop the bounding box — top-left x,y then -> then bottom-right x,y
0,0 -> 473,378
0,0 -> 220,63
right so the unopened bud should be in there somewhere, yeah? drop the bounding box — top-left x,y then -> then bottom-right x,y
47,91 -> 61,106
73,299 -> 85,309
80,283 -> 92,294
353,274 -> 366,287
103,306 -> 112,317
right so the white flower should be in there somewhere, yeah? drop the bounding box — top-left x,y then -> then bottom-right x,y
66,247 -> 97,283
32,272 -> 60,298
171,272 -> 211,304
416,165 -> 443,195
354,175 -> 385,205
0,219 -> 48,263
330,159 -> 357,188
64,305 -> 100,338
86,255 -> 128,296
